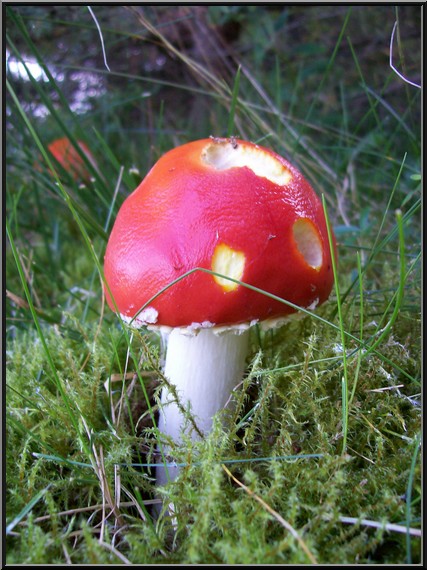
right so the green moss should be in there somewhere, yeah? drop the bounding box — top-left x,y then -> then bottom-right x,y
6,272 -> 421,564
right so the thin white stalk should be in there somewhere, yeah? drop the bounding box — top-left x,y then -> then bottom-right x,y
88,6 -> 111,72
156,327 -> 249,486
389,21 -> 421,89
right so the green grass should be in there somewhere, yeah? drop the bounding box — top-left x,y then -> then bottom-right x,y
5,5 -> 421,565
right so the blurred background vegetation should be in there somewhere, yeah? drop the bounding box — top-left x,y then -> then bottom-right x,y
5,4 -> 421,565
6,5 -> 421,165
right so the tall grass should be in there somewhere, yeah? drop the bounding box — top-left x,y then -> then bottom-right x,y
5,5 -> 421,565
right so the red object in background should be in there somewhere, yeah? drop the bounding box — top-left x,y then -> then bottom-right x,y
47,137 -> 96,181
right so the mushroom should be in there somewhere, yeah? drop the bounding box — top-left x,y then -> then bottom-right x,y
104,137 -> 336,487
47,137 -> 96,182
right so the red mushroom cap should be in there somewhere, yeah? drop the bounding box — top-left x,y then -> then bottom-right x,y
47,137 -> 95,181
104,138 -> 336,329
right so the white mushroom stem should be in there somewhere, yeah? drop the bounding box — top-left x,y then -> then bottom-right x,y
156,327 -> 250,487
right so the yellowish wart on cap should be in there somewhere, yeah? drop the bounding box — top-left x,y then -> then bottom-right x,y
202,140 -> 292,186
212,243 -> 245,292
292,218 -> 323,270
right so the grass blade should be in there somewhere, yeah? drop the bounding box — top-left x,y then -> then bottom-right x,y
6,485 -> 52,535
226,65 -> 241,136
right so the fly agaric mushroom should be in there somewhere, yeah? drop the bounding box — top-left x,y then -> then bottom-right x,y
104,137 -> 336,486
47,137 -> 96,182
